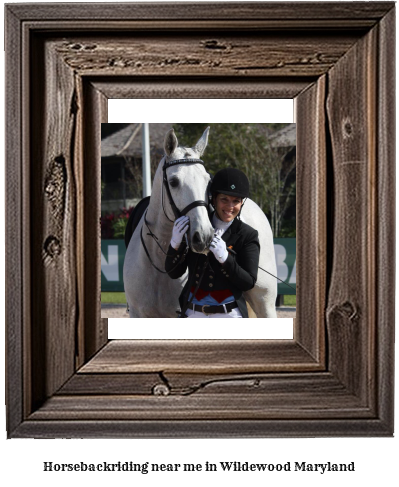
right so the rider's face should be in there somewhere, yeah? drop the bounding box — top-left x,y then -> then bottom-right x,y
215,193 -> 243,223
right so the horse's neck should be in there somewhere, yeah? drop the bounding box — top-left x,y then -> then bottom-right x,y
145,164 -> 174,244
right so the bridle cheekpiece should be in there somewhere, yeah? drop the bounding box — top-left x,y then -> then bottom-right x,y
162,158 -> 209,220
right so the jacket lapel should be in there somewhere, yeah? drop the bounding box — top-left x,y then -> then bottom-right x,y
221,217 -> 240,244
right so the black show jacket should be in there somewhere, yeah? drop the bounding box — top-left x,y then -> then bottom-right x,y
165,215 -> 260,317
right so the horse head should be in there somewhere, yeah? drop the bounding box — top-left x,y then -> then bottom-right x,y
163,127 -> 214,253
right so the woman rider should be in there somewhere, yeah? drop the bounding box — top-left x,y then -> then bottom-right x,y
165,167 -> 260,318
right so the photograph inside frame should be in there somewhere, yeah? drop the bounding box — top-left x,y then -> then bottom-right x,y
101,123 -> 296,321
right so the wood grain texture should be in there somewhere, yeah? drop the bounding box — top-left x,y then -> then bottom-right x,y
53,34 -> 359,78
13,418 -> 391,439
62,371 -> 355,397
34,371 -> 376,423
5,5 -> 24,436
92,79 -> 311,100
326,27 -> 377,404
7,2 -> 394,22
21,19 -> 385,33
79,340 -> 321,374
58,372 -> 162,396
30,36 -> 78,407
296,75 -> 327,363
80,81 -> 108,363
29,392 -> 371,421
376,7 -> 395,432
73,72 -> 85,370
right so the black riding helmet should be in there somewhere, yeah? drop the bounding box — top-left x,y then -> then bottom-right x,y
210,167 -> 250,199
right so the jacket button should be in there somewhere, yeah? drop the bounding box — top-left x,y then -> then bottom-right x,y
209,275 -> 213,279
226,274 -> 229,277
196,274 -> 199,277
209,283 -> 213,288
195,281 -> 199,284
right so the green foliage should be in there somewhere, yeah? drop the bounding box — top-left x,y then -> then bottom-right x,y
112,217 -> 128,239
173,123 -> 296,237
278,218 -> 296,238
101,207 -> 133,239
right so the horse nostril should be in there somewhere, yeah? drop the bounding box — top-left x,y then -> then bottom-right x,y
192,231 -> 201,244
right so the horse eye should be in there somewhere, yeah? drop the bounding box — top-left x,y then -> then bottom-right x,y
169,178 -> 179,188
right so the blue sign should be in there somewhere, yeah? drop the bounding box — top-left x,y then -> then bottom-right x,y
101,240 -> 126,292
101,239 -> 296,294
274,238 -> 296,295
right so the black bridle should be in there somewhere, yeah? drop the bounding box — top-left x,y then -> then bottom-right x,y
162,158 -> 209,221
140,157 -> 210,275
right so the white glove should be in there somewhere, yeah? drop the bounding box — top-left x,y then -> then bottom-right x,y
170,216 -> 189,249
209,235 -> 228,263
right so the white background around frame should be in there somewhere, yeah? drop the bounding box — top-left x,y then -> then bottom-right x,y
0,2 -> 397,487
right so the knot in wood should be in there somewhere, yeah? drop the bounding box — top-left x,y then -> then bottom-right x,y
44,236 -> 61,258
43,236 -> 62,266
152,383 -> 170,396
327,300 -> 359,324
45,181 -> 56,196
339,301 -> 358,321
45,156 -> 66,228
342,119 -> 353,138
201,40 -> 227,50
83,44 -> 97,51
108,58 -> 125,68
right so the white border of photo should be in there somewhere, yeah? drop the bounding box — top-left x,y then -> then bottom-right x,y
108,318 -> 294,340
107,99 -> 294,339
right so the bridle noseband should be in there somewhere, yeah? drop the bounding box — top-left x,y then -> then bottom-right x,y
162,158 -> 209,221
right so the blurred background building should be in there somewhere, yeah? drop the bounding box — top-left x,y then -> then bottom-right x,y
101,123 -> 296,238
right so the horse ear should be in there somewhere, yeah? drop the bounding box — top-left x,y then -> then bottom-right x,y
164,129 -> 178,156
194,126 -> 210,157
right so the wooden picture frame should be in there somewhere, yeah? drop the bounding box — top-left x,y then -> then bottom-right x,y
5,2 -> 395,438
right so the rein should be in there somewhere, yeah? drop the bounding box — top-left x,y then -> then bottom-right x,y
140,209 -> 189,274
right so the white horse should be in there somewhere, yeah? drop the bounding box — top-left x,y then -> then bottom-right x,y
123,127 -> 277,318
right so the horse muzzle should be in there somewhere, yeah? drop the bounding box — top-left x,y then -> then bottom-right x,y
189,229 -> 214,254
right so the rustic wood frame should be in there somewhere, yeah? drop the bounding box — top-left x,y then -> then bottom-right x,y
5,2 -> 395,438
